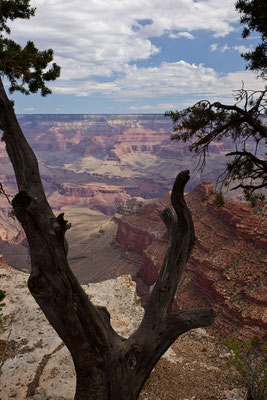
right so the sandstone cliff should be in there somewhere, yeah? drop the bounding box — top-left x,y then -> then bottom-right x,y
115,183 -> 267,339
0,114 -> 244,218
0,113 -> 231,270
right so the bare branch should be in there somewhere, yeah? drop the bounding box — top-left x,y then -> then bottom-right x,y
226,150 -> 267,171
194,116 -> 245,148
212,99 -> 267,138
167,85 -> 266,202
0,182 -> 13,206
231,182 -> 266,192
167,309 -> 213,333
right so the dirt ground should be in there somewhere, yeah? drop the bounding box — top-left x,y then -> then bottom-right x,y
0,329 -> 247,400
139,329 -> 246,400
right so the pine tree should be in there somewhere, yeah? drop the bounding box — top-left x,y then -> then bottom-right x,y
167,0 -> 266,205
0,0 -> 60,96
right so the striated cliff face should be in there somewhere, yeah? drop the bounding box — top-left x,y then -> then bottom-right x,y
1,114 -> 266,338
0,114 -> 243,217
115,197 -> 167,254
50,182 -> 131,214
0,209 -> 24,244
115,183 -> 267,338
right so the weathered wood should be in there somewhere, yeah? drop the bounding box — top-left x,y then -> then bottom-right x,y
1,75 -> 213,399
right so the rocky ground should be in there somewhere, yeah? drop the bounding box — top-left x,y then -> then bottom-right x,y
0,263 -> 247,400
139,330 -> 246,400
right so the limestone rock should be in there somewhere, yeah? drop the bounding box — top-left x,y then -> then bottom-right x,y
224,388 -> 248,400
0,268 -> 143,399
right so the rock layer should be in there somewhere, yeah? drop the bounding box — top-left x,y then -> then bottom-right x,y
0,114 -> 242,217
0,114 -> 258,269
116,182 -> 267,338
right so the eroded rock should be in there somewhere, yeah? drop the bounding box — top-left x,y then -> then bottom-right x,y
116,182 -> 267,338
0,268 -> 143,399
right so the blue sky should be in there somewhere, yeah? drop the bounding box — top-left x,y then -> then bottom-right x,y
5,0 -> 265,114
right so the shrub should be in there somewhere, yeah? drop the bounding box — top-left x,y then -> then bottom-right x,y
223,334 -> 267,400
213,191 -> 225,207
243,188 -> 265,207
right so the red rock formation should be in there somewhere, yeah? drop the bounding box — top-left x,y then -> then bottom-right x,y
51,183 -> 131,214
1,114 -> 259,218
0,253 -> 12,270
116,182 -> 267,338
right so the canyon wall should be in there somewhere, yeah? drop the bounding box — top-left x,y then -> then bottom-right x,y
115,182 -> 267,338
1,114 -> 266,339
0,114 -> 240,216
0,113 -> 240,270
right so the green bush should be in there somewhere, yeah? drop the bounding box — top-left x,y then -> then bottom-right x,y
223,335 -> 267,400
243,188 -> 265,207
213,191 -> 225,207
0,289 -> 6,325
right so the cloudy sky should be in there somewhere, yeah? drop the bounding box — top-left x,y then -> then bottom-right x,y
6,0 -> 265,114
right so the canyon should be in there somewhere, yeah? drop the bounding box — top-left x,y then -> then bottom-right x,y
0,113 -> 233,272
0,113 -> 236,210
0,114 -> 266,341
115,181 -> 267,339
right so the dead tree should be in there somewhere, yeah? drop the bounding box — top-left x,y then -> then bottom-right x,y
0,76 -> 213,399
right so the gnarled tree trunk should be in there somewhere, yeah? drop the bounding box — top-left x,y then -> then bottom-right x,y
0,76 -> 213,399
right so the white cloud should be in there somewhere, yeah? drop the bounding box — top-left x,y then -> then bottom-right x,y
210,43 -> 253,55
233,45 -> 252,54
221,44 -> 230,53
24,107 -> 35,111
210,43 -> 218,52
51,61 -> 265,107
8,0 -> 238,81
169,32 -> 195,40
7,0 -> 257,113
128,105 -> 154,110
158,103 -> 178,110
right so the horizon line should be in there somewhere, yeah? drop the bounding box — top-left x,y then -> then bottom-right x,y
17,113 -> 166,116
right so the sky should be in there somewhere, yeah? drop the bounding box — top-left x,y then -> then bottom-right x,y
5,0 -> 266,114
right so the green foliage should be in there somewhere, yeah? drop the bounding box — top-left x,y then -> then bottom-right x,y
0,289 -> 6,326
0,0 -> 60,96
166,103 -> 228,145
8,208 -> 16,219
235,0 -> 267,77
223,334 -> 267,400
166,1 -> 266,204
213,192 -> 225,207
243,188 -> 266,207
166,88 -> 267,203
0,0 -> 35,33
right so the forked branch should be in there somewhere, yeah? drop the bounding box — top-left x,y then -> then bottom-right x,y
143,171 -> 195,319
1,69 -> 213,397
